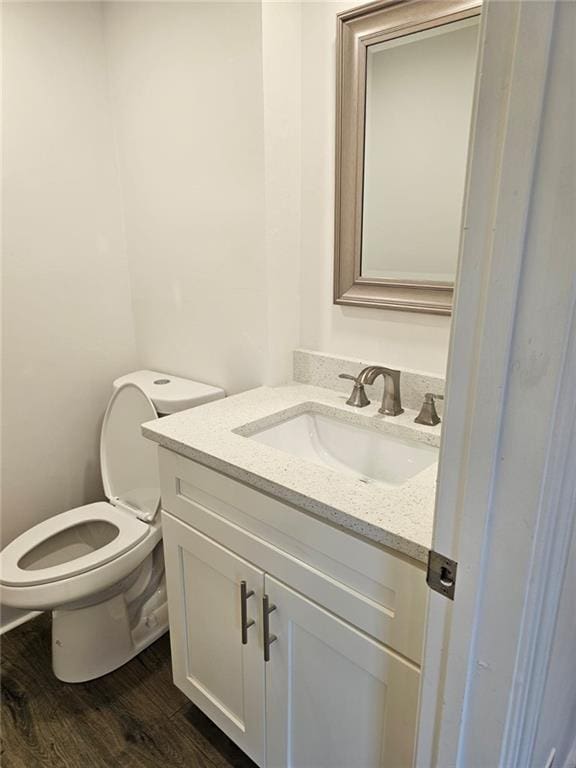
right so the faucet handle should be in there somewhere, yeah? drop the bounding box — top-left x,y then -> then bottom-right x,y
339,373 -> 361,384
414,393 -> 444,426
338,373 -> 370,408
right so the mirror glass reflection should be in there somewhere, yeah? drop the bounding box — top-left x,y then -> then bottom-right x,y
361,17 -> 480,284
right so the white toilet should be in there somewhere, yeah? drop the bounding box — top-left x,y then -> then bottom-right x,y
0,370 -> 224,683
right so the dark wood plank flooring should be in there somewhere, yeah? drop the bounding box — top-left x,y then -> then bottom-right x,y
0,614 -> 258,768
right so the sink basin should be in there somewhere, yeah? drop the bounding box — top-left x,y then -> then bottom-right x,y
248,411 -> 438,487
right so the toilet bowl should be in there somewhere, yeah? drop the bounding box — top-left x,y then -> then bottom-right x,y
0,370 -> 224,682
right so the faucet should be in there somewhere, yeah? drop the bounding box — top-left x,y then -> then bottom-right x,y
339,365 -> 404,416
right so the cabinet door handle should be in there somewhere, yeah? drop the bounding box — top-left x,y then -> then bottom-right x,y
263,594 -> 277,662
240,580 -> 255,645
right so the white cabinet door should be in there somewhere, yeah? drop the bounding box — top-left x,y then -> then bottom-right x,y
162,512 -> 265,766
264,575 -> 420,768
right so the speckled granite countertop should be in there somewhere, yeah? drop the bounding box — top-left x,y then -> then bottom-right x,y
142,383 -> 441,564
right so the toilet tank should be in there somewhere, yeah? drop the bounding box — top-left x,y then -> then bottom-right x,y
112,370 -> 225,415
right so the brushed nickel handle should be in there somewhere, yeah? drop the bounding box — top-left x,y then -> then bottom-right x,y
262,594 -> 277,662
338,373 -> 361,384
240,580 -> 255,645
414,392 -> 444,426
338,373 -> 370,408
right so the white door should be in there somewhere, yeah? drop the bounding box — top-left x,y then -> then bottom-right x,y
162,513 -> 265,766
416,1 -> 575,765
264,575 -> 420,768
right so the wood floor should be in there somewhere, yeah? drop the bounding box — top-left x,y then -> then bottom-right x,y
0,614 -> 258,768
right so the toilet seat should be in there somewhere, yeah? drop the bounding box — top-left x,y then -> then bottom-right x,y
0,502 -> 149,588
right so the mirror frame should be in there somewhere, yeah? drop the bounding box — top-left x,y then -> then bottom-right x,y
334,0 -> 482,315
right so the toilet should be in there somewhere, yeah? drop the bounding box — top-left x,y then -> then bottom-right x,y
0,370 -> 224,683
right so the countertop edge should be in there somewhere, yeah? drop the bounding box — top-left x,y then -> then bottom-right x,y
143,424 -> 430,565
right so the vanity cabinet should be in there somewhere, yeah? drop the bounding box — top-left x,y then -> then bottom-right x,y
160,448 -> 426,768
265,576 -> 420,768
162,518 -> 266,765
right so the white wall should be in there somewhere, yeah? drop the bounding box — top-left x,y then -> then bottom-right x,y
261,1 -> 302,385
1,2 -> 137,549
100,0 -> 453,388
299,1 -> 452,376
103,2 -> 271,396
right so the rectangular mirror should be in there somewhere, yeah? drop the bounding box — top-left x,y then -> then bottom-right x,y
334,0 -> 481,314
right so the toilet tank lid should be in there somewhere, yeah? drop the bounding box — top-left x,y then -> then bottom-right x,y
113,370 -> 225,414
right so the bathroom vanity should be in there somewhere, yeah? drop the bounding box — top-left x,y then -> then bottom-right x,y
143,379 -> 441,767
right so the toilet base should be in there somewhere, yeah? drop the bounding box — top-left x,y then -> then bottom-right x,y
52,595 -> 168,683
51,553 -> 169,683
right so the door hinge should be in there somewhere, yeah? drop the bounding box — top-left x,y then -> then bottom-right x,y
426,550 -> 458,600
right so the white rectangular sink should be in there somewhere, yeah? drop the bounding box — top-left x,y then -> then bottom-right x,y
248,411 -> 438,487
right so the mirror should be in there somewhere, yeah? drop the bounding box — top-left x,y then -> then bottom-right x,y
334,0 -> 481,314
